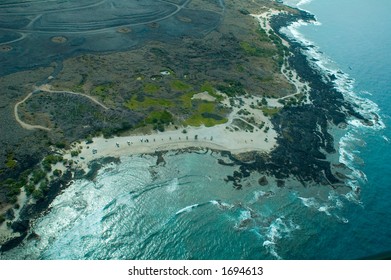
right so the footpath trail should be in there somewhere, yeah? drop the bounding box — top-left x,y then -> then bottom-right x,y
14,84 -> 108,131
42,87 -> 109,110
14,91 -> 51,131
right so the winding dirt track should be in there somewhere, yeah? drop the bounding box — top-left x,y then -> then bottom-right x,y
14,85 -> 108,131
14,91 -> 51,131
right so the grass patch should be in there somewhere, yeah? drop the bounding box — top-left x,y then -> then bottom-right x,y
5,153 -> 17,169
201,81 -> 214,94
240,41 -> 276,58
91,83 -> 114,101
262,107 -> 281,117
143,83 -> 160,93
240,41 -> 260,56
184,102 -> 228,127
185,114 -> 228,127
5,159 -> 17,169
93,83 -> 112,95
144,110 -> 174,132
180,92 -> 195,109
125,96 -> 173,110
171,80 -> 192,91
200,81 -> 224,101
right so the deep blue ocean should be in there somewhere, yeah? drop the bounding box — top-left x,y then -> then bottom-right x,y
2,0 -> 390,259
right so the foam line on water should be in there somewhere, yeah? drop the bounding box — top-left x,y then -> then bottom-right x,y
262,216 -> 300,260
175,203 -> 208,216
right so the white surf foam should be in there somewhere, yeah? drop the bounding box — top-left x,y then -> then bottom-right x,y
262,217 -> 300,259
297,0 -> 314,6
283,0 -> 313,8
175,204 -> 199,215
299,194 -> 348,218
209,200 -> 234,210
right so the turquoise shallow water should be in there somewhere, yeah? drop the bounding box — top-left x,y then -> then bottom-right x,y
1,150 -> 359,260
2,0 -> 391,259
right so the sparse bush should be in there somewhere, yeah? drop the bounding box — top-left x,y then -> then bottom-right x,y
32,189 -> 44,200
71,150 -> 79,157
0,214 -> 5,225
25,184 -> 36,195
53,169 -> 62,177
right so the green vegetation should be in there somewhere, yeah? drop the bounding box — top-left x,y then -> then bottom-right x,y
184,102 -> 228,127
145,110 -> 174,132
180,92 -> 195,109
239,26 -> 280,59
2,178 -> 22,204
143,83 -> 160,93
91,83 -> 114,101
0,214 -> 5,225
31,168 -> 46,184
257,27 -> 270,42
23,165 -> 51,200
201,81 -> 214,95
93,83 -> 112,95
0,168 -> 31,205
268,31 -> 288,68
71,84 -> 84,93
240,40 -> 277,58
42,154 -> 63,171
240,41 -> 263,57
201,81 -> 223,101
53,169 -> 62,177
216,81 -> 246,97
262,107 -> 281,117
31,182 -> 48,200
55,142 -> 66,149
25,183 -> 35,195
5,153 -> 17,169
170,80 -> 192,91
125,95 -> 173,110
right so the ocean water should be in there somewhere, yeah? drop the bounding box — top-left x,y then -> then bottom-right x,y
2,0 -> 391,259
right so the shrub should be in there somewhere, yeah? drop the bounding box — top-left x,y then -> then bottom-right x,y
0,214 -> 5,225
